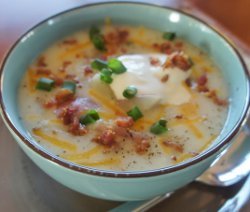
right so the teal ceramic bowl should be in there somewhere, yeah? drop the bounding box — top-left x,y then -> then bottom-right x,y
0,2 -> 249,201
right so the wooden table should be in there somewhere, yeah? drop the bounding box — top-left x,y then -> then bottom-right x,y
0,0 -> 249,211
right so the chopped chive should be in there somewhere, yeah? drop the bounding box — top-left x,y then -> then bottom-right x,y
36,77 -> 54,91
150,119 -> 168,135
123,85 -> 137,99
62,81 -> 76,94
89,26 -> 106,51
108,58 -> 127,74
79,109 -> 100,125
127,106 -> 143,121
100,68 -> 113,84
91,59 -> 108,71
163,32 -> 176,41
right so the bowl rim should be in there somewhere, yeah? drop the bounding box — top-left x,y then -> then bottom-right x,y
0,1 -> 249,178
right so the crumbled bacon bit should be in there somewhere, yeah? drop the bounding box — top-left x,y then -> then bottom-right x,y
175,115 -> 183,119
50,76 -> 64,86
113,126 -> 131,138
62,39 -> 77,45
43,99 -> 56,108
161,74 -> 169,83
58,61 -> 72,73
185,78 -> 192,87
37,56 -> 47,67
104,28 -> 129,54
197,74 -> 207,86
150,57 -> 160,66
152,43 -> 159,48
58,106 -> 78,125
68,117 -> 87,136
63,61 -> 72,67
116,116 -> 134,128
189,152 -> 199,156
171,155 -> 177,161
135,139 -> 150,154
65,74 -> 77,81
84,66 -> 94,76
172,54 -> 192,71
196,73 -> 209,93
104,29 -> 129,45
94,123 -> 151,154
36,68 -> 51,75
174,41 -> 183,49
197,86 -> 209,93
55,89 -> 75,106
163,141 -> 183,153
75,53 -> 81,58
207,90 -> 228,106
162,58 -> 172,69
159,42 -> 173,54
93,128 -> 116,147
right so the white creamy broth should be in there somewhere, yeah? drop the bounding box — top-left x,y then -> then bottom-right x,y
19,24 -> 228,171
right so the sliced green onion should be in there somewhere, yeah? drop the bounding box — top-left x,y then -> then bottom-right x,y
100,68 -> 113,84
36,77 -> 54,91
123,85 -> 137,99
86,109 -> 100,120
89,26 -> 100,40
79,109 -> 100,125
163,32 -> 176,41
150,119 -> 168,135
127,106 -> 143,121
91,35 -> 106,51
91,59 -> 108,71
107,58 -> 127,74
62,81 -> 76,94
79,114 -> 96,125
89,26 -> 106,51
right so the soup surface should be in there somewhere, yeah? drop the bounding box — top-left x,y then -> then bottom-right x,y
19,23 -> 228,171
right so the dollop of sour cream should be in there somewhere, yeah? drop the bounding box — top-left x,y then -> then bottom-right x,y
110,54 -> 192,105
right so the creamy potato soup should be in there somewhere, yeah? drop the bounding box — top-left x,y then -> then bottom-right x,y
19,22 -> 228,171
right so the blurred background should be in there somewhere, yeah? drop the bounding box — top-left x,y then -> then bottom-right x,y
0,0 -> 250,60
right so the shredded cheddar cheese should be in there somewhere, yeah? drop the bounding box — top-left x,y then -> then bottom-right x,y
32,128 -> 77,151
199,134 -> 218,152
78,157 -> 120,167
175,153 -> 194,163
61,146 -> 102,161
59,41 -> 91,60
129,38 -> 155,50
133,106 -> 165,130
88,88 -> 125,115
